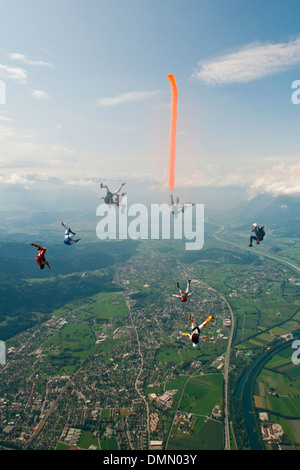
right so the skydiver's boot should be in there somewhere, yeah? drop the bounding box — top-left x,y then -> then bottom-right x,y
206,315 -> 214,323
249,243 -> 252,247
256,240 -> 260,244
201,315 -> 213,328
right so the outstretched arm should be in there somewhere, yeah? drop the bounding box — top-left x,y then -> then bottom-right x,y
113,182 -> 126,194
182,333 -> 191,339
31,243 -> 46,251
100,183 -> 109,192
31,243 -> 40,248
198,315 -> 214,331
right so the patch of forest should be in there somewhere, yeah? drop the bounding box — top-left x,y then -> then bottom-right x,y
0,239 -> 138,340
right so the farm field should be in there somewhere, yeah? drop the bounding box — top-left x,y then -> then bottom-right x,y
165,372 -> 224,450
253,345 -> 300,448
37,291 -> 129,375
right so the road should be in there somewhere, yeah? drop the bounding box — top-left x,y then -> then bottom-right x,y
210,221 -> 300,274
24,366 -> 83,449
178,259 -> 234,451
208,221 -> 299,448
124,294 -> 150,449
164,368 -> 201,450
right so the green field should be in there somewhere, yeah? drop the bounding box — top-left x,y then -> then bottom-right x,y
268,413 -> 300,448
44,322 -> 96,374
40,291 -> 129,374
77,430 -> 99,449
77,292 -> 129,321
100,438 -> 119,450
51,291 -> 128,321
167,418 -> 224,450
255,346 -> 300,424
179,374 -> 223,415
165,372 -> 224,450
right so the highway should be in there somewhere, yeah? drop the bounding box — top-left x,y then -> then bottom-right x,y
179,259 -> 234,450
125,294 -> 151,450
208,221 -> 300,449
210,221 -> 300,274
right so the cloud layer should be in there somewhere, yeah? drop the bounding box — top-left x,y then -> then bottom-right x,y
9,52 -> 54,68
193,37 -> 300,85
0,63 -> 27,84
0,51 -> 53,93
247,161 -> 300,199
96,90 -> 163,106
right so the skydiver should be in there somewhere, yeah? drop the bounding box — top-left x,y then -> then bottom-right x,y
170,194 -> 179,215
170,195 -> 195,215
249,223 -> 266,247
179,202 -> 195,213
31,244 -> 50,270
180,313 -> 214,347
172,279 -> 193,302
100,182 -> 126,207
61,221 -> 81,245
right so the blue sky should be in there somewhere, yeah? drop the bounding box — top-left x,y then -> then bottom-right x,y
0,0 -> 300,210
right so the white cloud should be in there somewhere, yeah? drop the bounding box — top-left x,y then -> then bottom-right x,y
0,127 -> 80,179
0,63 -> 28,84
96,90 -> 163,106
173,167 -> 248,189
0,173 -> 30,185
247,161 -> 300,199
31,89 -> 50,100
0,125 -> 16,138
0,114 -> 13,122
66,178 -> 97,188
192,37 -> 300,85
9,52 -> 54,68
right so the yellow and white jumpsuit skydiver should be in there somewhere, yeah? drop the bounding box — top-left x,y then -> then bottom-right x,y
181,314 -> 214,347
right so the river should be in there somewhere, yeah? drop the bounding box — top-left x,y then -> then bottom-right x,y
233,336 -> 300,450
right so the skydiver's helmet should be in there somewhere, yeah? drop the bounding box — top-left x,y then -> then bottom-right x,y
253,223 -> 258,227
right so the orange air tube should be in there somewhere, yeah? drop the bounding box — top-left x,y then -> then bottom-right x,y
167,74 -> 178,191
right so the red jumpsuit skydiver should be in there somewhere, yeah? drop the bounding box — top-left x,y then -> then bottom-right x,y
31,244 -> 50,269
